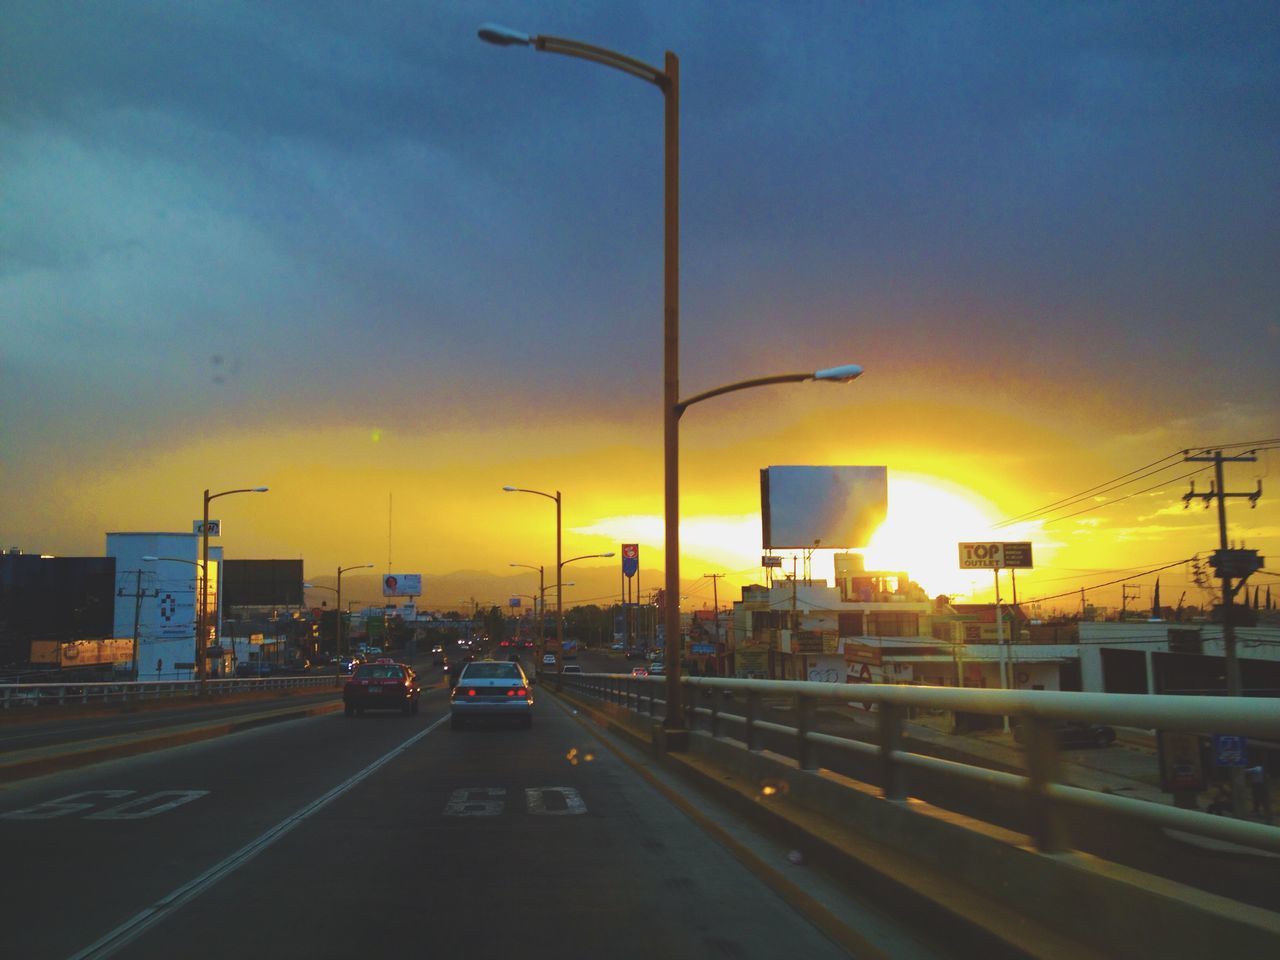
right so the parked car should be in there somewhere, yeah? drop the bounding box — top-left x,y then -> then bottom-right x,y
1012,720 -> 1116,749
450,660 -> 533,730
343,660 -> 420,717
234,661 -> 273,678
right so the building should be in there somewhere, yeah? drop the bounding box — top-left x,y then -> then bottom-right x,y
107,532 -> 222,681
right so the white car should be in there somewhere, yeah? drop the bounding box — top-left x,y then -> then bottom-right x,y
450,660 -> 533,730
649,661 -> 665,676
561,664 -> 582,675
541,653 -> 557,667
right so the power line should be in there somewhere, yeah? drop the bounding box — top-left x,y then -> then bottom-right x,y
1033,466 -> 1210,528
1019,556 -> 1196,606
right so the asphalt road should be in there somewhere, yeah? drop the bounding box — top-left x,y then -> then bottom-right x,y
0,675 -> 856,960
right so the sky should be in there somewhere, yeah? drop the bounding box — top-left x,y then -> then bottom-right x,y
2,1 -> 1278,615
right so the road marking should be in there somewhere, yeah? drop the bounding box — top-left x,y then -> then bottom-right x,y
444,787 -> 506,816
65,712 -> 449,960
86,791 -> 209,820
525,786 -> 587,816
2,790 -> 135,820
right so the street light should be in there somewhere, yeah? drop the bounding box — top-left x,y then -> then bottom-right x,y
197,486 -> 268,688
481,24 -> 866,745
503,485 -> 562,654
335,563 -> 374,682
509,562 -> 545,645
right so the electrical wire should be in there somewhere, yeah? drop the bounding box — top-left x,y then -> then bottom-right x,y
1018,556 -> 1196,606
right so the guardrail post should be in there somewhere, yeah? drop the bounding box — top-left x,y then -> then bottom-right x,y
745,690 -> 762,750
797,693 -> 817,770
878,702 -> 907,801
1023,715 -> 1069,853
647,680 -> 656,716
709,687 -> 723,737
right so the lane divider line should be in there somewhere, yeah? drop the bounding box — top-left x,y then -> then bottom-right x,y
65,712 -> 450,960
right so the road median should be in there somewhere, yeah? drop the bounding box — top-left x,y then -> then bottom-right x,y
0,698 -> 344,784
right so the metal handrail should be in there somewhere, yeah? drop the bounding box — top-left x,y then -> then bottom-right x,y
556,671 -> 1280,856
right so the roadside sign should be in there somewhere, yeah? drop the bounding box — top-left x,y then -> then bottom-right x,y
958,542 -> 1033,569
761,556 -> 783,569
1157,731 -> 1206,792
193,520 -> 221,536
509,597 -> 522,608
1212,734 -> 1249,767
622,543 -> 639,578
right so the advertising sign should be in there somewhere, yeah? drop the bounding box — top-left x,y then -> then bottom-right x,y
1212,734 -> 1248,767
621,543 -> 639,578
958,542 -> 1035,570
1158,731 -> 1206,792
761,555 -> 782,569
760,466 -> 888,549
192,520 -> 221,536
382,573 -> 422,597
736,647 -> 768,678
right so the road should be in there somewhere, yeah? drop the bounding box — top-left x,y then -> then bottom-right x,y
0,662 -> 915,960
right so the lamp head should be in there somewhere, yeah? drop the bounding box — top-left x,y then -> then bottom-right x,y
813,364 -> 863,382
601,552 -> 616,558
502,485 -> 517,492
252,486 -> 269,493
478,23 -> 532,46
142,555 -> 158,562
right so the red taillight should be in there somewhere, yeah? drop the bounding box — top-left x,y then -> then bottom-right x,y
467,688 -> 476,697
506,687 -> 527,697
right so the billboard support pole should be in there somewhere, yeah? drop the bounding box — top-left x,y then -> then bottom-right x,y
995,568 -> 1009,733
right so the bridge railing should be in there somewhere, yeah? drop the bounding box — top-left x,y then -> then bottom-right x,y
0,674 -> 338,709
559,671 -> 1280,856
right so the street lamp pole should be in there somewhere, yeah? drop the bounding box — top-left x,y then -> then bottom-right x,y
480,24 -> 863,744
503,486 -> 562,653
335,563 -> 374,682
197,486 -> 268,689
510,562 -> 545,646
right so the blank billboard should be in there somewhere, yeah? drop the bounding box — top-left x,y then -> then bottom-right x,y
223,560 -> 303,607
760,466 -> 888,549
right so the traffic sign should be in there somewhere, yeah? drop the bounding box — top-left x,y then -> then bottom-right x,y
761,556 -> 782,569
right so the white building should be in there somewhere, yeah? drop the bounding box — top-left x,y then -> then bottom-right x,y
108,532 -> 222,681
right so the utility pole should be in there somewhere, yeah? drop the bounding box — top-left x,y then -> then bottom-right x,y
117,570 -> 156,681
1121,584 -> 1141,620
1183,448 -> 1263,817
702,573 -> 724,644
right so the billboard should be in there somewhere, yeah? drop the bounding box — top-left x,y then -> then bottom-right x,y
382,573 -> 422,597
223,560 -> 303,606
957,542 -> 1034,570
760,466 -> 888,550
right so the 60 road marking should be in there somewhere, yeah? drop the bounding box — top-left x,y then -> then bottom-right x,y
2,790 -> 209,821
443,786 -> 586,816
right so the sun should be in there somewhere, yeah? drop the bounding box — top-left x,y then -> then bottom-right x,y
856,474 -> 1004,598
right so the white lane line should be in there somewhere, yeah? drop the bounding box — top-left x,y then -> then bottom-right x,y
525,786 -> 587,816
66,713 -> 449,960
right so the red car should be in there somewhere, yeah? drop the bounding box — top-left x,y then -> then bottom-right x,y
343,660 -> 420,717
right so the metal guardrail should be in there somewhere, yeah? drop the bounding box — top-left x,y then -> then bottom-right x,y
559,671 -> 1280,856
0,675 -> 338,709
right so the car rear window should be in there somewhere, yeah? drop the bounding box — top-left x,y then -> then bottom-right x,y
354,664 -> 404,679
461,663 -> 520,680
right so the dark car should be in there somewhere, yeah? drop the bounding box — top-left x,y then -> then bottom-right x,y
343,660 -> 420,717
234,661 -> 273,678
1013,720 -> 1116,749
